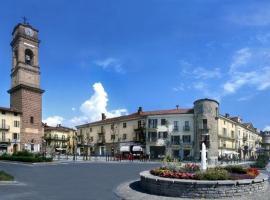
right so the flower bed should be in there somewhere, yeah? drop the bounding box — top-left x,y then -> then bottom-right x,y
150,164 -> 260,180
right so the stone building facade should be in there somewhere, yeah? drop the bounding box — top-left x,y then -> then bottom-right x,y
77,98 -> 262,161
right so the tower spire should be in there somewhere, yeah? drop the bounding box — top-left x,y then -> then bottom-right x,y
22,16 -> 29,24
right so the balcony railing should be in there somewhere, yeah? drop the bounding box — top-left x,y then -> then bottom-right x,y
44,135 -> 70,141
0,124 -> 10,130
0,138 -> 11,143
173,126 -> 179,132
97,136 -> 105,144
183,126 -> 190,131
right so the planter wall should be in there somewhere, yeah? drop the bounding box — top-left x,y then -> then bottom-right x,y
140,171 -> 268,198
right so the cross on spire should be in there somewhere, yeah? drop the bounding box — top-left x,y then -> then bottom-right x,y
22,16 -> 29,24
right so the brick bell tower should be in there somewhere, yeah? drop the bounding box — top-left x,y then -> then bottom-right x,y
8,21 -> 44,152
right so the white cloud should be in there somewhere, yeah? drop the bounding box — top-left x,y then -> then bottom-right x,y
263,126 -> 270,131
223,67 -> 270,94
192,67 -> 221,79
71,107 -> 76,111
70,82 -> 128,125
229,48 -> 251,73
173,84 -> 185,92
43,116 -> 64,127
95,58 -> 124,74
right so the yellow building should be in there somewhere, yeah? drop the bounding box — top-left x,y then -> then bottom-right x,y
43,124 -> 76,155
218,115 -> 261,160
0,107 -> 21,154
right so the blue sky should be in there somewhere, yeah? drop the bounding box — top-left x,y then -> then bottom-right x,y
0,0 -> 270,130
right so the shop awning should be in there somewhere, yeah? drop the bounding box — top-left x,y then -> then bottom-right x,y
132,146 -> 143,152
120,146 -> 130,152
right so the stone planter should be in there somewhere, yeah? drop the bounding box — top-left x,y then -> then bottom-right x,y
140,170 -> 268,198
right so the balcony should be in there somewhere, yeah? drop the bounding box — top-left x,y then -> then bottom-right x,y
172,126 -> 179,132
243,136 -> 248,142
97,136 -> 105,144
0,138 -> 11,144
183,126 -> 190,132
44,135 -> 70,141
0,124 -> 10,131
218,134 -> 236,141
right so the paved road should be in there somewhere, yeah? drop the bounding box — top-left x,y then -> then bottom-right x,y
0,161 -> 160,200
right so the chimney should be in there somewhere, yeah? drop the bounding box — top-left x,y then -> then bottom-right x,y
176,105 -> 179,110
101,113 -> 106,120
138,107 -> 143,114
225,113 -> 230,118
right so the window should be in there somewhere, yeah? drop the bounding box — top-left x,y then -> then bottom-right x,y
14,120 -> 20,128
25,49 -> 34,65
223,128 -> 227,136
1,111 -> 6,115
111,135 -> 115,140
90,137 -> 93,142
62,135 -> 65,140
123,122 -> 127,128
184,121 -> 190,131
123,134 -> 127,140
231,131 -> 234,138
158,132 -> 168,139
203,119 -> 207,129
173,121 -> 179,131
90,127 -> 92,132
14,113 -> 18,116
171,135 -> 180,145
1,119 -> 6,128
224,120 -> 226,125
13,133 -> 19,140
54,134 -> 58,139
148,119 -> 158,128
111,124 -> 114,130
30,116 -> 34,124
31,144 -> 34,151
148,132 -> 157,142
138,120 -> 142,128
161,119 -> 167,126
182,135 -> 191,143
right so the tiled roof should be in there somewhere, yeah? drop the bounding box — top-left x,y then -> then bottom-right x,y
0,107 -> 21,114
76,108 -> 194,128
43,124 -> 75,132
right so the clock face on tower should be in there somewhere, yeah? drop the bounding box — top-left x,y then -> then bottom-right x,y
25,28 -> 34,37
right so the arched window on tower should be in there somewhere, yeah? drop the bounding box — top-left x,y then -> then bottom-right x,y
25,49 -> 34,65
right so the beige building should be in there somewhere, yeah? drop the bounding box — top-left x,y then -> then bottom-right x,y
76,98 -> 262,162
0,107 -> 21,154
43,124 -> 76,155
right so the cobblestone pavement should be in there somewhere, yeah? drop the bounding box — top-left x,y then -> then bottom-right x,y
115,166 -> 270,200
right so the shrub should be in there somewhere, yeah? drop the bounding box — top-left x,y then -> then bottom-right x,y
195,168 -> 229,180
224,165 -> 247,174
252,154 -> 269,168
0,171 -> 14,181
0,151 -> 52,163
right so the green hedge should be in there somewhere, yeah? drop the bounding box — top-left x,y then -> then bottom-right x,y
0,151 -> 53,163
0,171 -> 14,181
